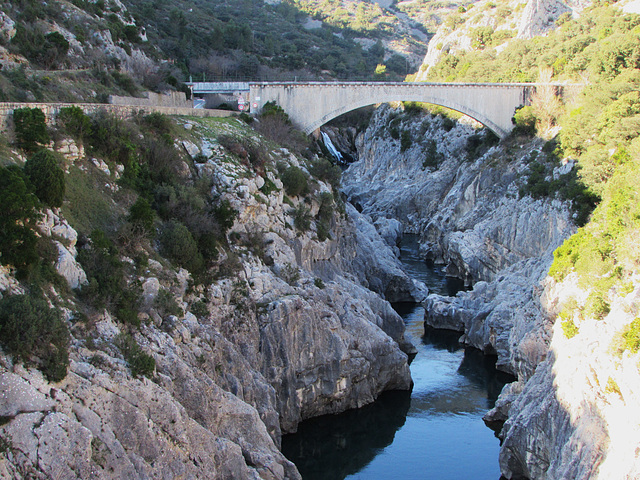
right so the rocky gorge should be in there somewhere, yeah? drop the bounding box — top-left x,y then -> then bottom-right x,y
338,101 -> 640,479
0,115 -> 426,479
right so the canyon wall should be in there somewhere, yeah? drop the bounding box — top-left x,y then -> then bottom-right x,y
0,120 -> 419,479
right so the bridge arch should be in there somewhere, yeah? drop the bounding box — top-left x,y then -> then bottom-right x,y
304,94 -> 506,138
249,82 -> 534,140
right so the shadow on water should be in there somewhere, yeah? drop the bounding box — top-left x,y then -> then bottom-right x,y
458,347 -> 516,407
282,234 -> 513,479
281,389 -> 411,480
422,324 -> 464,352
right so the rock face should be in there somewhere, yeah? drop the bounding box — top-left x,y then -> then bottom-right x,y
341,104 -> 630,479
0,124 -> 417,479
414,0 -> 593,79
498,278 -> 640,480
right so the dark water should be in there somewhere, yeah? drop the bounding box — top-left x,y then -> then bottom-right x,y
282,234 -> 509,480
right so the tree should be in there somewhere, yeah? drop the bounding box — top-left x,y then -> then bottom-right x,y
160,220 -> 204,273
0,292 -> 70,382
57,106 -> 92,141
281,166 -> 309,197
13,107 -> 49,153
0,166 -> 40,272
24,149 -> 66,208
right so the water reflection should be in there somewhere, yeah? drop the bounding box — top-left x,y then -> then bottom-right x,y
423,325 -> 463,352
281,390 -> 411,480
282,235 -> 510,480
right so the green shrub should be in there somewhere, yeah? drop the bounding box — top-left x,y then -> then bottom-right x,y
127,197 -> 155,236
24,149 -> 65,207
117,333 -> 155,378
212,199 -> 238,234
0,166 -> 40,273
154,289 -> 183,318
57,106 -> 92,141
511,105 -> 536,136
280,263 -> 300,285
623,318 -> 640,353
400,130 -> 412,153
77,230 -> 142,326
160,220 -> 204,273
88,110 -> 138,167
314,277 -> 325,289
190,300 -> 209,318
13,107 -> 49,152
309,157 -> 341,190
584,291 -> 610,320
442,117 -> 456,132
561,317 -> 579,339
291,203 -> 312,232
281,166 -> 308,197
0,292 -> 69,382
259,177 -> 279,196
423,139 -> 443,169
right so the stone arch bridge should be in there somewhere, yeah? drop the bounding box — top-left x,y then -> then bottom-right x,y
190,81 -> 542,139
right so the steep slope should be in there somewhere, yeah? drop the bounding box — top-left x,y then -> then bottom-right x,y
0,110 -> 420,479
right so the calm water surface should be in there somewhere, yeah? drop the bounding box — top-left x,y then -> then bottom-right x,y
282,235 -> 511,479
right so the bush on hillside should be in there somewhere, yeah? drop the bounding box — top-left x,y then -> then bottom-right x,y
0,292 -> 70,382
511,106 -> 537,136
13,107 -> 49,152
24,149 -> 66,208
127,197 -> 155,236
309,157 -> 341,190
159,220 -> 204,273
57,106 -> 92,141
212,199 -> 238,235
0,166 -> 41,273
117,333 -> 155,378
281,166 -> 308,197
77,229 -> 142,326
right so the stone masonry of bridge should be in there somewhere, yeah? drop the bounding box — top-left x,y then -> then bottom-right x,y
247,82 -> 535,139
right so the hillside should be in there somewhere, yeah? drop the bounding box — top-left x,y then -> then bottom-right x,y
0,0 -> 461,104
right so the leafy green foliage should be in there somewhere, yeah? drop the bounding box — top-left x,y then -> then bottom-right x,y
291,203 -> 312,232
561,317 -> 579,339
511,106 -> 537,136
212,199 -> 238,235
24,150 -> 65,208
57,106 -> 92,141
159,221 -> 204,273
127,197 -> 155,236
117,333 -> 155,378
13,107 -> 49,153
281,166 -> 309,197
77,230 -> 142,326
154,289 -> 184,318
309,157 -> 341,190
623,318 -> 640,354
0,292 -> 69,382
11,24 -> 69,69
422,139 -> 443,170
400,130 -> 413,153
0,166 -> 40,273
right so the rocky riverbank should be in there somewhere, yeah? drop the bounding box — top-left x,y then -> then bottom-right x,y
339,103 -> 637,479
0,117 -> 421,479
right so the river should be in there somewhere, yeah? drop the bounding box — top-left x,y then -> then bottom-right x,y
282,234 -> 512,479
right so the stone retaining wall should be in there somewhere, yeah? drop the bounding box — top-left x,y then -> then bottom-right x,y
0,102 -> 235,130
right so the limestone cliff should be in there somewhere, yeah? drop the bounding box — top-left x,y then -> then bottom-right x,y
0,117 -> 417,479
414,0 -> 592,79
342,102 -> 640,479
